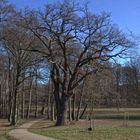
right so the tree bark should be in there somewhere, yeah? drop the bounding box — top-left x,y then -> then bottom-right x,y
55,96 -> 68,126
72,93 -> 76,120
10,65 -> 20,125
34,74 -> 38,118
68,97 -> 72,121
47,80 -> 51,119
26,77 -> 33,119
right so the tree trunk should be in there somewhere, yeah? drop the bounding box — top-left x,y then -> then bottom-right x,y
79,104 -> 88,119
34,75 -> 38,118
10,66 -> 20,125
68,97 -> 72,121
47,80 -> 51,119
50,101 -> 55,121
8,81 -> 13,122
21,89 -> 25,119
10,88 -> 18,125
72,93 -> 76,120
26,78 -> 33,119
41,99 -> 46,115
56,97 -> 68,126
76,80 -> 85,121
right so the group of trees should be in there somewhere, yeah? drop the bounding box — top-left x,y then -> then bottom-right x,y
0,0 -> 139,126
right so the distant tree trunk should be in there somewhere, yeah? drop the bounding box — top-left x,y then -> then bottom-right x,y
47,80 -> 51,119
21,89 -> 25,119
72,93 -> 76,120
68,97 -> 72,121
8,88 -> 13,122
79,103 -> 88,119
11,89 -> 18,125
10,65 -> 20,125
7,73 -> 13,122
34,74 -> 38,118
20,73 -> 25,119
41,98 -> 46,115
76,80 -> 85,121
26,77 -> 33,119
50,94 -> 55,121
51,102 -> 55,121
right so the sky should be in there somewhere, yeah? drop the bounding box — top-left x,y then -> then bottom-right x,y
7,0 -> 140,58
7,0 -> 140,35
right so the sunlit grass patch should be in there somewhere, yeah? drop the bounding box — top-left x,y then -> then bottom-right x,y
30,119 -> 140,140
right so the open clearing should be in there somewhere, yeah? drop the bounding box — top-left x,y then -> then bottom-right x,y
30,119 -> 140,140
1,108 -> 140,140
29,108 -> 140,140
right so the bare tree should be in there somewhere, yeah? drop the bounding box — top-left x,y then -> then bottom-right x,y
18,1 -> 134,125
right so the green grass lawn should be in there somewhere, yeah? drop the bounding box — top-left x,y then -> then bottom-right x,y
29,119 -> 140,140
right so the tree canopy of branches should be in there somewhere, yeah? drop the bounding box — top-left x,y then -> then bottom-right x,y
0,0 -> 135,126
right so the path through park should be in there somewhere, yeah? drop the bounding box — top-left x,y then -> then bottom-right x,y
9,120 -> 56,140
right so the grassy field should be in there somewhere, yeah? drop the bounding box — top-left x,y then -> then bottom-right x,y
30,119 -> 140,140
29,108 -> 140,140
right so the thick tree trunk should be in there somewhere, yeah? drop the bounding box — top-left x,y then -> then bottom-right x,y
56,97 -> 68,126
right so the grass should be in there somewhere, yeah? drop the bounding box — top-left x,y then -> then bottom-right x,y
29,119 -> 140,140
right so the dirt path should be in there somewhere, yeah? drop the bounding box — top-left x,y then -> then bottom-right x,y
0,119 -> 10,130
9,120 -> 57,140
